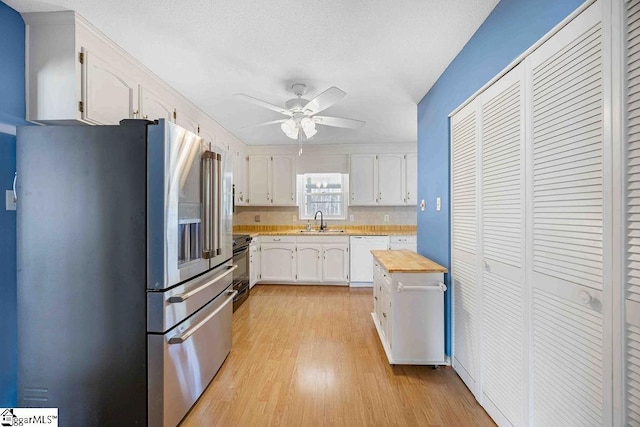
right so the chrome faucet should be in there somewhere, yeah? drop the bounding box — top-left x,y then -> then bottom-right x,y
314,210 -> 325,231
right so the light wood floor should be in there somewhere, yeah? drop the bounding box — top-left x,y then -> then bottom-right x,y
181,285 -> 494,426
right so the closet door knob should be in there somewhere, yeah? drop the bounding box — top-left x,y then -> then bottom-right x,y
578,290 -> 592,305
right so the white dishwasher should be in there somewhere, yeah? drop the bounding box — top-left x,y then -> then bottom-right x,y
349,235 -> 390,287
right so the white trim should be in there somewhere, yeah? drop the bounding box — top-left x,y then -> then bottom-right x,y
615,0 -> 627,423
601,0 -> 614,423
448,0 -> 597,118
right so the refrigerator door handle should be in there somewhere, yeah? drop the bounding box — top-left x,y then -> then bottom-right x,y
168,290 -> 238,344
167,265 -> 237,303
201,151 -> 214,259
215,154 -> 223,255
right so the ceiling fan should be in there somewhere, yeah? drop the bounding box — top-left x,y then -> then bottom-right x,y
234,83 -> 365,144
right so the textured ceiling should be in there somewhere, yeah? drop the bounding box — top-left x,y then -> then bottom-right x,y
6,0 -> 499,145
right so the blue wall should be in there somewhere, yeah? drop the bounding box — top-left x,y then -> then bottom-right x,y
0,0 -> 25,407
417,0 -> 585,355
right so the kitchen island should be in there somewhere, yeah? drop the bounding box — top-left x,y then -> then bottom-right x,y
371,250 -> 447,366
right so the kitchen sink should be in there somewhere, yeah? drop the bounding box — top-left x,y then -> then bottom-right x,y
299,229 -> 345,233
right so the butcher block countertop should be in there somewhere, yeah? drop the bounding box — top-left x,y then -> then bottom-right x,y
233,225 -> 416,238
371,250 -> 447,273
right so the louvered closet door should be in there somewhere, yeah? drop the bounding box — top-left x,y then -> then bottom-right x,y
626,0 -> 640,425
451,99 -> 480,395
479,63 -> 526,427
527,2 -> 608,425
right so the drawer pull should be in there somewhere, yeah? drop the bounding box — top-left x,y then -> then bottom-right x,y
167,265 -> 237,303
168,290 -> 237,344
397,281 -> 446,293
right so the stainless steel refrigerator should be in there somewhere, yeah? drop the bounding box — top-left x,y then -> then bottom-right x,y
16,119 -> 234,426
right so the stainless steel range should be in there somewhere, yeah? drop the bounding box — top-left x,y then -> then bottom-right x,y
17,119 -> 233,427
232,234 -> 252,311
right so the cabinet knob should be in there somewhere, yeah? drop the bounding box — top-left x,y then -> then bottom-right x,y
374,296 -> 378,300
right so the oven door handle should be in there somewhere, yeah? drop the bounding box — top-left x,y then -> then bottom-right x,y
168,290 -> 238,344
167,265 -> 238,303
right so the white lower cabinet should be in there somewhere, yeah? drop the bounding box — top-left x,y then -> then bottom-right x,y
297,237 -> 348,284
257,235 -> 349,285
321,244 -> 349,283
249,238 -> 259,288
259,236 -> 296,282
296,244 -> 322,282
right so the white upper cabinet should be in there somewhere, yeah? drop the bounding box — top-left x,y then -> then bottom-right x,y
233,151 -> 249,206
248,155 -> 271,205
23,11 -> 125,124
405,152 -> 417,205
350,154 -> 378,205
378,154 -> 405,205
176,102 -> 201,136
271,155 -> 296,205
247,155 -> 296,206
82,47 -> 138,125
22,10 -> 243,160
349,153 -> 415,206
139,84 -> 176,122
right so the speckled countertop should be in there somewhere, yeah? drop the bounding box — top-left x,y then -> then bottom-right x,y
233,225 -> 416,237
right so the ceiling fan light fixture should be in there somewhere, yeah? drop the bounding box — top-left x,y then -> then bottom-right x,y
300,117 -> 316,133
303,127 -> 317,139
281,119 -> 298,139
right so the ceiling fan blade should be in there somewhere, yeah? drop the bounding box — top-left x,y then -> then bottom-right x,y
312,116 -> 365,129
242,119 -> 287,129
302,87 -> 346,115
233,93 -> 291,116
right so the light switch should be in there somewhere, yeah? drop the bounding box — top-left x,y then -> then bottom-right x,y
349,214 -> 354,222
436,197 -> 441,211
383,214 -> 389,222
6,190 -> 16,211
420,199 -> 426,211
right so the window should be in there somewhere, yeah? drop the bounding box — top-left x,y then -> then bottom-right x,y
297,173 -> 349,220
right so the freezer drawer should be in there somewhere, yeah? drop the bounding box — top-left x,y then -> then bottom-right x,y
148,286 -> 236,427
147,260 -> 235,333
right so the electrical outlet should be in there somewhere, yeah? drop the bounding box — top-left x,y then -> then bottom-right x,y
383,214 -> 389,222
6,190 -> 16,211
436,197 -> 441,211
254,215 -> 261,222
292,214 -> 297,222
349,214 -> 354,222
